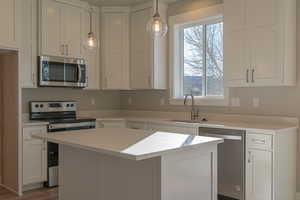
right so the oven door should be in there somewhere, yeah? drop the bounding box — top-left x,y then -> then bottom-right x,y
39,56 -> 87,88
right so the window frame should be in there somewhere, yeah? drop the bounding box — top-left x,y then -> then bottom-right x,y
169,5 -> 229,106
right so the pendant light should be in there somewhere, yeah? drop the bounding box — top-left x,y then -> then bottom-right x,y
147,0 -> 168,38
85,7 -> 98,51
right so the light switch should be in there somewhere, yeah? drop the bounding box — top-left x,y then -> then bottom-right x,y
231,97 -> 240,107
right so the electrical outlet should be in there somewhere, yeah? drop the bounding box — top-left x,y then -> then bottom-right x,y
91,98 -> 95,105
160,98 -> 165,105
128,97 -> 132,105
253,97 -> 260,108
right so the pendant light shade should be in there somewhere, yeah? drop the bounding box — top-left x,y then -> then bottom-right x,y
85,7 -> 98,51
147,0 -> 168,37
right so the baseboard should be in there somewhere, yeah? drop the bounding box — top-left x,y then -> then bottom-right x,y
0,183 -> 19,195
296,193 -> 300,200
22,182 -> 44,192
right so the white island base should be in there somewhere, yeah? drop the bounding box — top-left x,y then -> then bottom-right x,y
59,144 -> 218,200
35,128 -> 222,200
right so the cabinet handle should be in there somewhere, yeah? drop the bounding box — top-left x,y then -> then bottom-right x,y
252,138 -> 266,144
246,69 -> 249,83
251,69 -> 255,83
248,151 -> 252,163
32,72 -> 35,84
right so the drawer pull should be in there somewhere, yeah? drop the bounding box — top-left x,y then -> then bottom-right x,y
252,138 -> 266,144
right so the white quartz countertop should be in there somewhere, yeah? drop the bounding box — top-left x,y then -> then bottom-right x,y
23,115 -> 298,132
34,128 -> 223,160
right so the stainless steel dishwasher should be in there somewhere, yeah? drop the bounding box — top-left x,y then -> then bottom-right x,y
199,127 -> 246,200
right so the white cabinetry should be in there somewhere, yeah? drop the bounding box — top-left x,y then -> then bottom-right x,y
148,122 -> 198,136
101,7 -> 130,90
245,130 -> 297,200
83,6 -> 100,90
40,0 -> 84,58
21,0 -> 38,88
97,120 -> 127,128
130,3 -> 167,89
0,0 -> 21,49
22,126 -> 47,188
224,0 -> 296,87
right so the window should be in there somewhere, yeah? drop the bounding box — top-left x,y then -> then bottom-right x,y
169,5 -> 227,106
182,22 -> 223,97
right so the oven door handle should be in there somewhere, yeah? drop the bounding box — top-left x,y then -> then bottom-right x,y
77,64 -> 82,83
200,133 -> 242,141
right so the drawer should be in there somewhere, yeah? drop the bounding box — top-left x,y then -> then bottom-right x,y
247,133 -> 273,150
23,126 -> 47,141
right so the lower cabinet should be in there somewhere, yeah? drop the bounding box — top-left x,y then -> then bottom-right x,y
22,126 -> 47,188
246,148 -> 272,200
148,122 -> 199,136
245,130 -> 297,200
97,120 -> 127,128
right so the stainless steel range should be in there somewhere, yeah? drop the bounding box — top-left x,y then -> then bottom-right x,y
30,101 -> 96,187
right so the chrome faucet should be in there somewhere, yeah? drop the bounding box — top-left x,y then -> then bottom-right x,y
184,94 -> 199,120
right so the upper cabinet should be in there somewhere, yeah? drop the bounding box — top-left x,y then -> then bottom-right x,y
101,7 -> 130,90
224,0 -> 296,87
130,3 -> 167,89
40,0 -> 85,58
21,0 -> 38,88
0,0 -> 21,49
101,3 -> 168,90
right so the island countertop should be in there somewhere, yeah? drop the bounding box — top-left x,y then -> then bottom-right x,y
34,128 -> 223,160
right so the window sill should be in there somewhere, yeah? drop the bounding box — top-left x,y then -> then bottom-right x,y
169,96 -> 229,107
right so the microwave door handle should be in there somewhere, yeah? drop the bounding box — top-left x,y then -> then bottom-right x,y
77,65 -> 82,82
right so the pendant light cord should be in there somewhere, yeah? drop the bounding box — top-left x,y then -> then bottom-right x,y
89,7 -> 92,33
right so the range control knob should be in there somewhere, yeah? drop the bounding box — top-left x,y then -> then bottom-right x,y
70,104 -> 74,107
35,104 -> 39,108
40,104 -> 44,108
66,104 -> 70,107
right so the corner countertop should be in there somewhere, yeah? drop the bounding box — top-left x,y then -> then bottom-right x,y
33,128 -> 223,160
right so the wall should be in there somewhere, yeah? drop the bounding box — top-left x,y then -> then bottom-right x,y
120,0 -> 300,192
1,53 -> 19,193
22,88 -> 120,114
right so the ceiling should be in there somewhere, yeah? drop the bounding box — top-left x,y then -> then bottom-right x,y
82,0 -> 179,6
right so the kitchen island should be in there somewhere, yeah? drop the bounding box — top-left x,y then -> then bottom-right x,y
35,128 -> 223,200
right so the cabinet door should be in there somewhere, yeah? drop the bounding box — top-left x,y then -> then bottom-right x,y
250,27 -> 282,85
246,149 -> 272,200
41,0 -> 63,57
23,126 -> 47,186
224,30 -> 250,87
245,0 -> 277,28
102,13 -> 130,89
224,0 -> 245,32
84,9 -> 100,90
64,4 -> 83,58
21,0 -> 38,88
130,8 -> 152,89
0,0 -> 20,48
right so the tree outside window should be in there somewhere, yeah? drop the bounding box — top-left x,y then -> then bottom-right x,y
182,22 -> 224,97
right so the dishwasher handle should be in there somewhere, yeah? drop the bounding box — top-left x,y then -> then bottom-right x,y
200,133 -> 242,141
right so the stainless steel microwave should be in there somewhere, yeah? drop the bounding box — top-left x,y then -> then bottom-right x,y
39,56 -> 87,88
